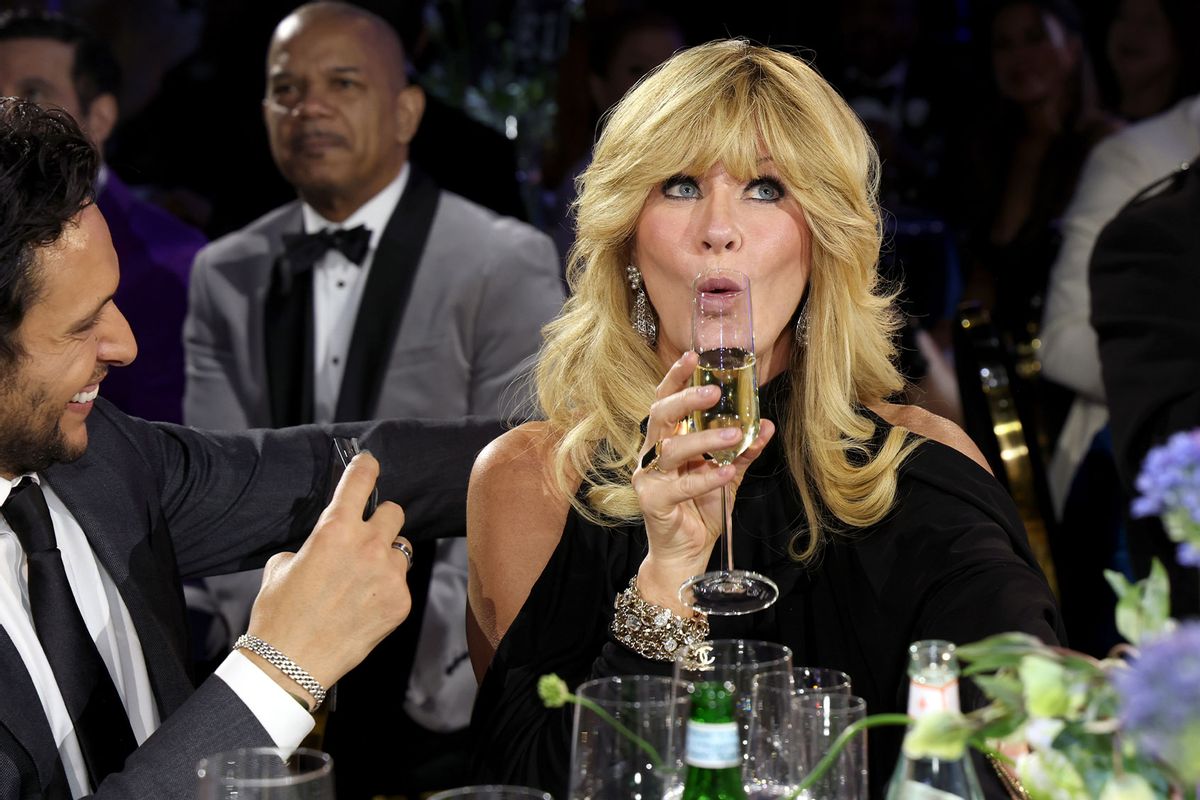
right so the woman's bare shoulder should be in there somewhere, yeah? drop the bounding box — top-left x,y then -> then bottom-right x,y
467,421 -> 576,655
869,402 -> 993,476
473,421 -> 557,481
470,421 -> 572,540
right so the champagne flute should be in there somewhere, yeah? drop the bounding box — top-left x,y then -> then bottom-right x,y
680,268 -> 779,614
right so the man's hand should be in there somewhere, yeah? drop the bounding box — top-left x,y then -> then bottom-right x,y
244,452 -> 412,706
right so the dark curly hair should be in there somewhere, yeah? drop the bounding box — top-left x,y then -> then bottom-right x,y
0,97 -> 98,368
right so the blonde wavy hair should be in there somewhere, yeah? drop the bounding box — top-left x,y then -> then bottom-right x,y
536,39 -> 922,561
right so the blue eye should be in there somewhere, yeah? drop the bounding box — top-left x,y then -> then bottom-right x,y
662,175 -> 700,199
749,178 -> 785,201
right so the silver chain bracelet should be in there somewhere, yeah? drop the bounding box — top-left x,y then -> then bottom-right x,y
234,633 -> 327,709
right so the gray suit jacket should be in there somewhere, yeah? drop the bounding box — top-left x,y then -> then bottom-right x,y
0,400 -> 500,799
183,174 -> 564,428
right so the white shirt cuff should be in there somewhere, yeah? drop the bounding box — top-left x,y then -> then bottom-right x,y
215,650 -> 315,753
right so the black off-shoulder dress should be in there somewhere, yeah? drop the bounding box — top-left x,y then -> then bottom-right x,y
470,378 -> 1062,799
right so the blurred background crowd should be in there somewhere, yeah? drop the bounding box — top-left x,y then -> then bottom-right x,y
3,0 -> 1199,775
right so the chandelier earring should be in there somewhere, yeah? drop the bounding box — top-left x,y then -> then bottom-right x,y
627,264 -> 657,347
794,299 -> 810,348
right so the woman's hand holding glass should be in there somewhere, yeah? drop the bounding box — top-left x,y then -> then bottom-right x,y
633,351 -> 775,613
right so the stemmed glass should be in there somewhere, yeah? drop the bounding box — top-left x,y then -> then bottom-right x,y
680,268 -> 779,614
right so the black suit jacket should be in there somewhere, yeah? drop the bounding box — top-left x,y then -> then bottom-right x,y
1091,159 -> 1200,613
0,399 -> 499,798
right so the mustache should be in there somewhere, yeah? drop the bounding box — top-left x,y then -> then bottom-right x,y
290,129 -> 349,149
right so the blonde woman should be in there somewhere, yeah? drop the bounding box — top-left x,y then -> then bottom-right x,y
467,40 -> 1061,795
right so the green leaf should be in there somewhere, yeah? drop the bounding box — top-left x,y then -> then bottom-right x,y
1017,750 -> 1090,800
974,712 -> 1026,741
957,632 -> 1051,676
1099,774 -> 1157,800
1106,559 -> 1175,646
1162,505 -> 1200,546
972,673 -> 1025,710
902,710 -> 976,760
1020,656 -> 1085,719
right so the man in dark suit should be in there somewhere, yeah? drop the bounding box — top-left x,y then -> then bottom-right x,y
183,2 -> 563,795
1091,157 -> 1200,615
0,9 -> 206,424
0,97 -> 497,798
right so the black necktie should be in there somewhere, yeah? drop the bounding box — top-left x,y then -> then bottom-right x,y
278,225 -> 372,292
3,478 -> 138,788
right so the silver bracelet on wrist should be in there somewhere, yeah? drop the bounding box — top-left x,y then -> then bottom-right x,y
234,633 -> 327,710
610,575 -> 710,662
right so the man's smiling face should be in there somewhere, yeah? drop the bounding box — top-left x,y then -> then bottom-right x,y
0,203 -> 136,477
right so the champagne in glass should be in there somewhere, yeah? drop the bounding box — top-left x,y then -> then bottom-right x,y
691,347 -> 759,465
681,269 -> 778,615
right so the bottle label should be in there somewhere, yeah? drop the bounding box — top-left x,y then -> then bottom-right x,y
685,720 -> 741,769
907,680 -> 959,718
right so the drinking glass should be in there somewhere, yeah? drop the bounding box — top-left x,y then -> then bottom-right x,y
743,689 -> 868,800
751,667 -> 853,703
672,640 -> 793,769
566,675 -> 689,800
747,670 -> 853,798
793,694 -> 869,800
429,786 -> 554,800
681,268 -> 778,615
196,747 -> 333,799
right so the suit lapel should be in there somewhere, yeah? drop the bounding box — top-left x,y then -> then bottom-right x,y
264,208 -> 316,426
334,167 -> 441,422
43,456 -> 194,718
0,629 -> 70,796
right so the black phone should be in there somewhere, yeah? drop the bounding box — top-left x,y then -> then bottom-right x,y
331,436 -> 379,520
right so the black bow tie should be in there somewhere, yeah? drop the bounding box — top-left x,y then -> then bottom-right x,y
279,225 -> 372,289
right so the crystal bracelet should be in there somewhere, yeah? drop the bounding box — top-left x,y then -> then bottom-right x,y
611,575 -> 710,662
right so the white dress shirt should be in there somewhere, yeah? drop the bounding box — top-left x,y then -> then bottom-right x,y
0,473 -> 312,797
304,164 -> 410,424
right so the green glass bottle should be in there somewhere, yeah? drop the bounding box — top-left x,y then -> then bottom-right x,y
681,681 -> 748,800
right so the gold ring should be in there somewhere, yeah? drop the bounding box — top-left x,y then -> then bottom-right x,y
391,538 -> 413,569
640,440 -> 666,473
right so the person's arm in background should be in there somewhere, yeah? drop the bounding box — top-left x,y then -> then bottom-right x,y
1041,136 -> 1149,401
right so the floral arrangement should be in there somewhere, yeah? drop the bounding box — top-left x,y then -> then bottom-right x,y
538,430 -> 1200,799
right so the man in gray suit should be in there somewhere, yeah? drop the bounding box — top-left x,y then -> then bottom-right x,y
182,2 -> 564,795
0,98 -> 499,798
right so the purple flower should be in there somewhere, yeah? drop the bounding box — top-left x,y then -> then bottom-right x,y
1115,622 -> 1200,782
1133,431 -> 1200,521
1178,543 -> 1200,568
